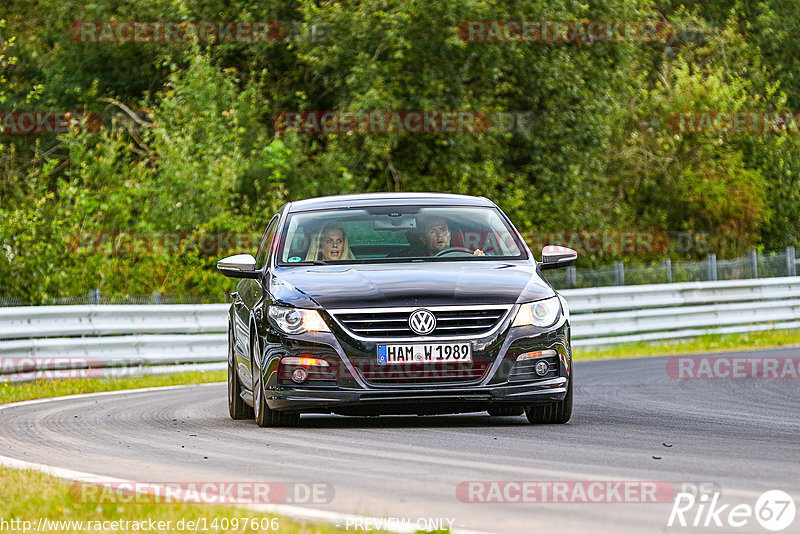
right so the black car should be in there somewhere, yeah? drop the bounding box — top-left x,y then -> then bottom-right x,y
218,193 -> 577,427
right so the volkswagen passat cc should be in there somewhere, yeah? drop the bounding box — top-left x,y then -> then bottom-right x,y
218,193 -> 577,427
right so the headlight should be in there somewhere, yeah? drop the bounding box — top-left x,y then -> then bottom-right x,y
512,297 -> 561,328
268,306 -> 331,335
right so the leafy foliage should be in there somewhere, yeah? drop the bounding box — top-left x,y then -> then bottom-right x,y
1,0 -> 798,302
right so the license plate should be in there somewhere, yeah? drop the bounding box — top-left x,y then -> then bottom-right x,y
377,343 -> 472,364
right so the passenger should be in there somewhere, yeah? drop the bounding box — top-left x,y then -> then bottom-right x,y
421,217 -> 484,256
305,222 -> 355,261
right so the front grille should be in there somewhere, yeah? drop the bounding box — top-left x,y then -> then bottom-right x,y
330,306 -> 511,339
509,356 -> 559,382
358,361 -> 491,385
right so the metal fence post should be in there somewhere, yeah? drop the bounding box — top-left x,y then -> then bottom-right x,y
663,258 -> 672,283
788,246 -> 797,277
566,266 -> 576,288
614,261 -> 625,286
89,288 -> 100,305
707,254 -> 717,281
152,291 -> 162,305
749,250 -> 758,278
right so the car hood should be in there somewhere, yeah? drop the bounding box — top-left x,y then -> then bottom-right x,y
270,261 -> 554,309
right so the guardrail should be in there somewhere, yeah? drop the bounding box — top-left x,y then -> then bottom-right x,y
565,277 -> 800,347
0,304 -> 229,340
0,305 -> 229,381
1,277 -> 798,380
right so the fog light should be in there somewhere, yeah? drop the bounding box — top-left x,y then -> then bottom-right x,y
534,360 -> 550,377
291,367 -> 309,383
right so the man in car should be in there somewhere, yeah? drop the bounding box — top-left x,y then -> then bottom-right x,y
421,217 -> 485,256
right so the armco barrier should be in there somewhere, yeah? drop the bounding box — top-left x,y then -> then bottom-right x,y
0,304 -> 229,340
0,304 -> 229,381
1,277 -> 798,380
564,277 -> 800,347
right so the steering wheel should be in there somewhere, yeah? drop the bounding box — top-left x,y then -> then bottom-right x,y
434,247 -> 475,258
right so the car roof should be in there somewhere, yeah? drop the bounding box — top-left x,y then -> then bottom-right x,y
287,192 -> 495,212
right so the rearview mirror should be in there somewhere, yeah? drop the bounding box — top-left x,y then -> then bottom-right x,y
217,253 -> 260,279
540,245 -> 577,270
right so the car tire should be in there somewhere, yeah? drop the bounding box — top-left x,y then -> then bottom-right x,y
252,336 -> 300,428
487,406 -> 524,416
228,328 -> 253,420
525,374 -> 573,424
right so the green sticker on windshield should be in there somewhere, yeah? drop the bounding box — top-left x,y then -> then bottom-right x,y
288,256 -> 302,262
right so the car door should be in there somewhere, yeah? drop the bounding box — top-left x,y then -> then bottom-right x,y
233,213 -> 280,390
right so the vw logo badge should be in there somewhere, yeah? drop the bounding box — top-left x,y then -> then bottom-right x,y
408,309 -> 436,335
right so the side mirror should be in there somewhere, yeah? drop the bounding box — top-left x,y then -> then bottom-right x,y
540,245 -> 577,270
217,253 -> 260,279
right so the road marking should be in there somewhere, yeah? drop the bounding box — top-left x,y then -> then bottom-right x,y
0,384 -> 493,534
0,382 -> 223,412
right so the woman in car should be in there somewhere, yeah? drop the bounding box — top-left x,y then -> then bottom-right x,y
305,221 -> 355,261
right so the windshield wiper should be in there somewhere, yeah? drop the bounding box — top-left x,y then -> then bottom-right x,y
312,260 -> 328,265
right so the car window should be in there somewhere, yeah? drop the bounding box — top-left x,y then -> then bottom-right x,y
277,206 -> 526,265
255,215 -> 279,269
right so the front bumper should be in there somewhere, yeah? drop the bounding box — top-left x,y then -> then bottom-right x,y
266,376 -> 567,413
259,311 -> 572,414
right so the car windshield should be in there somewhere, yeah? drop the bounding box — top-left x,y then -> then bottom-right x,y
277,206 -> 526,264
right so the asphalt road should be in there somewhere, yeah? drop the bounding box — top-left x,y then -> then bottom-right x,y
1,349 -> 799,533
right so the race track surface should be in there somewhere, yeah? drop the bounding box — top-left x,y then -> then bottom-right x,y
1,349 -> 799,533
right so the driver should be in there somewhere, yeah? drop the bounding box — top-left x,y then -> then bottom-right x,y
421,217 -> 484,256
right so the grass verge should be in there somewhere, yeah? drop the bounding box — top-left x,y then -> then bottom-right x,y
0,370 -> 225,405
0,374 -> 410,534
0,467 -> 364,533
574,328 -> 800,360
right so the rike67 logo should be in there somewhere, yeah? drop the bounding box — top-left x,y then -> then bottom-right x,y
668,490 -> 796,531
